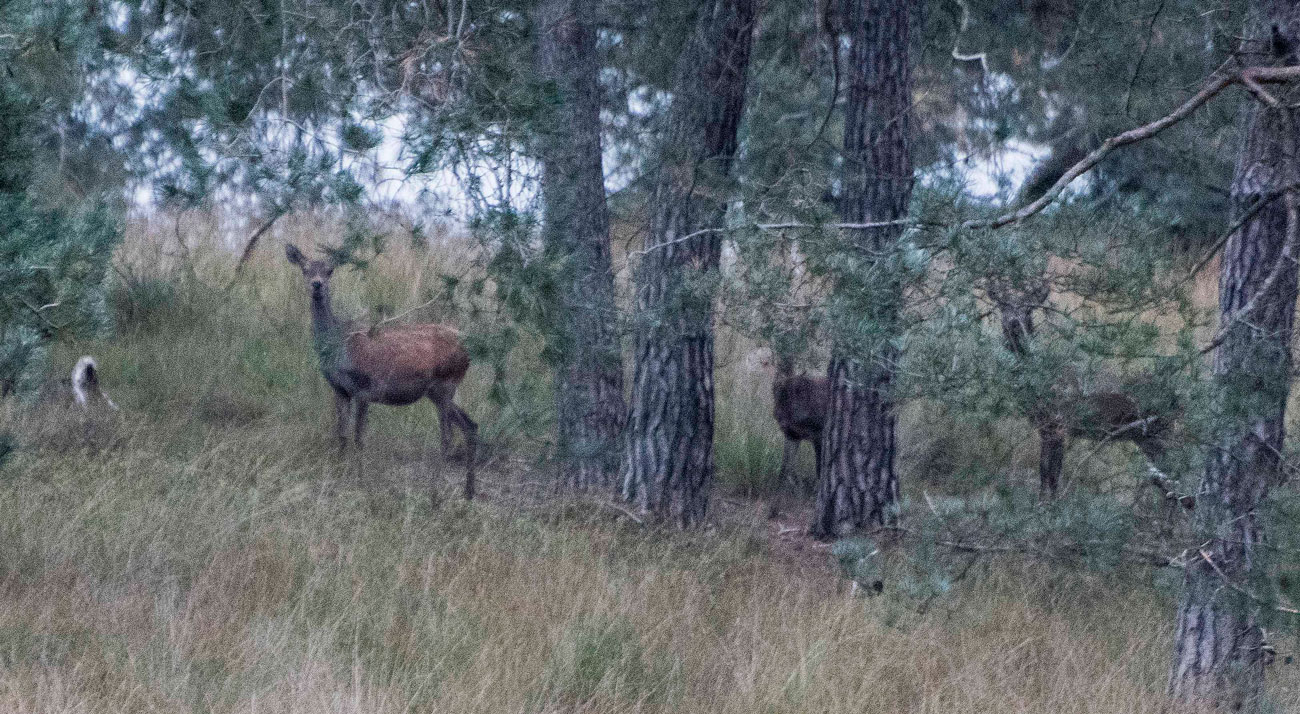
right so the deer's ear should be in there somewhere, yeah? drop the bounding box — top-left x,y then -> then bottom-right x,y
285,244 -> 305,267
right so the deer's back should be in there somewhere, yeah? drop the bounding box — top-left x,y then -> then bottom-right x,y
773,374 -> 829,441
345,323 -> 470,385
1067,390 -> 1170,441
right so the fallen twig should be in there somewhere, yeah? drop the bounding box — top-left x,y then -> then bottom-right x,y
602,500 -> 645,525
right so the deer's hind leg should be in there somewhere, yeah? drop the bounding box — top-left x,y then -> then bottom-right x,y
353,400 -> 369,450
1037,420 -> 1066,501
811,435 -> 823,491
444,403 -> 478,501
427,382 -> 462,458
426,382 -> 478,501
435,403 -> 455,457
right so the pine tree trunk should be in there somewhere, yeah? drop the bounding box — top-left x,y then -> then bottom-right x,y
535,0 -> 626,490
621,0 -> 756,526
1168,5 -> 1300,706
810,0 -> 913,540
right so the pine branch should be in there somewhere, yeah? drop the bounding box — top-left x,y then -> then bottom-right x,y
637,65 -> 1300,258
1183,186 -> 1294,282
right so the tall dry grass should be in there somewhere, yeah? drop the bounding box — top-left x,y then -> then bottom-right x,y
0,440 -> 1203,713
0,211 -> 1295,712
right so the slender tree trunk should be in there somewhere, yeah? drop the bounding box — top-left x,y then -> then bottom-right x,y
621,0 -> 756,526
811,0 -> 914,540
1168,5 -> 1300,707
535,0 -> 626,490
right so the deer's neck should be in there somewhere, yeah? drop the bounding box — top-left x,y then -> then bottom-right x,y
310,294 -> 349,370
310,294 -> 338,336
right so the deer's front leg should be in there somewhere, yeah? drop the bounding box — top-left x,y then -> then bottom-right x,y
1037,420 -> 1066,501
353,401 -> 369,451
779,438 -> 800,488
811,436 -> 823,491
333,391 -> 351,450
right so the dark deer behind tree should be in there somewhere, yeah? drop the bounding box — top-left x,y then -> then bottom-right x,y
1049,378 -> 1185,503
769,355 -> 829,491
990,278 -> 1183,500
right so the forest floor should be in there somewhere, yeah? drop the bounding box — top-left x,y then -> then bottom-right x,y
0,213 -> 1296,712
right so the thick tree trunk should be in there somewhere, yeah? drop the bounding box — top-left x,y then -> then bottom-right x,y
535,0 -> 626,490
1168,5 -> 1300,707
621,0 -> 756,526
810,0 -> 913,540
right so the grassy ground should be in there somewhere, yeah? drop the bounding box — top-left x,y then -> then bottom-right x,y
0,212 -> 1295,712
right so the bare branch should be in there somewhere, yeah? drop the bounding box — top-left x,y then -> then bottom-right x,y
634,67 -> 1300,272
231,211 -> 286,277
1201,107 -> 1300,355
9,296 -> 67,333
1122,0 -> 1167,116
601,500 -> 645,524
950,0 -> 989,76
1184,187 -> 1294,282
629,219 -> 930,258
627,227 -> 724,258
1199,549 -> 1300,615
755,219 -> 924,231
949,66 -> 1300,232
350,295 -> 449,335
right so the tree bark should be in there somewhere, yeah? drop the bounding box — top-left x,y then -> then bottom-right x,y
810,0 -> 914,539
535,0 -> 626,490
1168,5 -> 1300,707
621,0 -> 756,526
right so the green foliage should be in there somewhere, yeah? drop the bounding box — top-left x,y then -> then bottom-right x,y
929,0 -> 1242,242
832,537 -> 882,589
0,194 -> 119,394
0,1 -> 122,394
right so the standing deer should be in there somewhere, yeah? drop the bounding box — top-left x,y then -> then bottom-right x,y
286,244 -> 479,500
987,280 -> 1186,504
769,355 -> 829,490
1047,383 -> 1191,507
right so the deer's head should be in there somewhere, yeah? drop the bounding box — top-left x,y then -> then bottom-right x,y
285,244 -> 337,306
